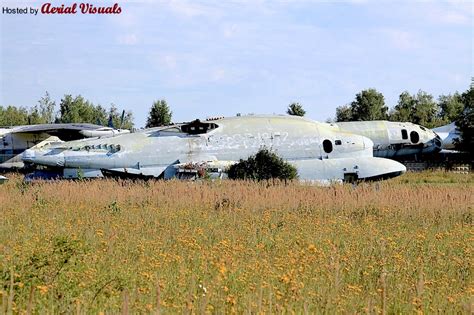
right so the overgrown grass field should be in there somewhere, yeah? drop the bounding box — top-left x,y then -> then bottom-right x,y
1,172 -> 472,313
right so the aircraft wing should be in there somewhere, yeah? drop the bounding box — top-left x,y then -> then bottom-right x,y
11,123 -> 126,141
432,122 -> 457,134
100,157 -> 235,180
432,122 -> 460,150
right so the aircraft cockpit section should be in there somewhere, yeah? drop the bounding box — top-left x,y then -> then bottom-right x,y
400,127 -> 423,144
180,120 -> 219,135
149,120 -> 220,137
389,123 -> 422,145
389,122 -> 440,148
335,121 -> 442,158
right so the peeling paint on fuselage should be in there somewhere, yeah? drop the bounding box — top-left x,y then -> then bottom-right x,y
28,115 -> 371,169
331,121 -> 441,157
24,116 -> 408,181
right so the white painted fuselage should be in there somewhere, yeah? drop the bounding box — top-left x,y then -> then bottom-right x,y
24,116 -> 406,182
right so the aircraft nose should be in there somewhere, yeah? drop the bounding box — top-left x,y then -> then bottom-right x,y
22,149 -> 35,163
422,131 -> 442,154
22,148 -> 65,167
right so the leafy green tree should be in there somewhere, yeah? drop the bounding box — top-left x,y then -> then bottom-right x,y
335,105 -> 353,122
1,94 -> 134,128
390,90 -> 440,127
146,100 -> 172,128
108,104 -> 134,130
0,106 -> 29,126
56,94 -> 107,124
27,107 -> 43,124
412,90 -> 439,127
455,86 -> 473,156
287,102 -> 306,117
438,92 -> 464,123
227,148 -> 298,181
19,92 -> 57,125
33,91 -> 56,124
349,89 -> 388,121
390,91 -> 415,122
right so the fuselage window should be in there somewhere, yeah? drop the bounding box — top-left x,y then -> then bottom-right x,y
335,140 -> 342,145
323,140 -> 333,153
410,131 -> 419,144
401,129 -> 408,140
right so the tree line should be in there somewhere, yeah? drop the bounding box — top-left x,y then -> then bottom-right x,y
0,92 -> 175,130
286,85 -> 472,156
0,92 -> 134,130
332,88 -> 469,129
1,87 -> 472,156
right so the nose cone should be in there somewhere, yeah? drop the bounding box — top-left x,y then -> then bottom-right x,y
22,148 -> 65,167
22,149 -> 36,163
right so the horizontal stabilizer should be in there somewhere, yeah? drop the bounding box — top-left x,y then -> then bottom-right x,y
101,166 -> 167,179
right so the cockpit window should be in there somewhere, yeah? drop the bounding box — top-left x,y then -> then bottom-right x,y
401,129 -> 408,140
410,131 -> 419,144
323,140 -> 333,153
181,120 -> 218,135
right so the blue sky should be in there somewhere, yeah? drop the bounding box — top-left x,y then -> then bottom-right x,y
1,0 -> 472,127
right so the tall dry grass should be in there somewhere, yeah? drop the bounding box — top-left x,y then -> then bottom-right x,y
0,172 -> 472,313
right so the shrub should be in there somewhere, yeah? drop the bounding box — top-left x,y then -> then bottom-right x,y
227,148 -> 298,181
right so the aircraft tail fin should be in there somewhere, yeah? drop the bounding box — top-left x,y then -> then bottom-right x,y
107,114 -> 114,128
120,110 -> 125,129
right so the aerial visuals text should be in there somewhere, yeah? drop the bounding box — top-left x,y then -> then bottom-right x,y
2,3 -> 122,15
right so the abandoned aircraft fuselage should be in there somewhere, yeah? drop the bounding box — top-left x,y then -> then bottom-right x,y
23,116 -> 406,182
0,124 -> 129,170
332,121 -> 442,158
1,128 -> 58,169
